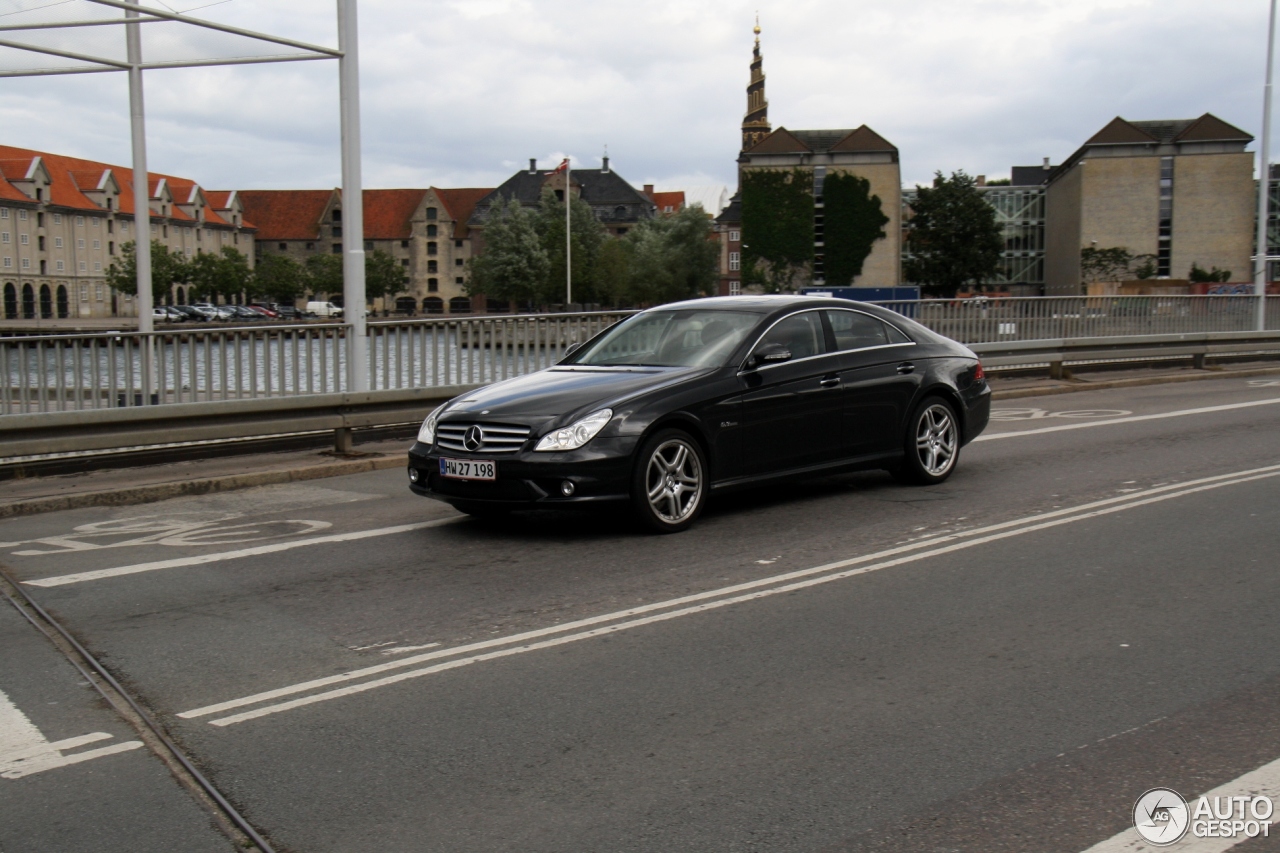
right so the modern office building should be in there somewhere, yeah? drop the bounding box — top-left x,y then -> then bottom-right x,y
0,144 -> 254,319
1043,114 -> 1255,294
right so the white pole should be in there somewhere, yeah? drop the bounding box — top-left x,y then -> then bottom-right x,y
337,0 -> 368,391
566,158 -> 572,308
1257,0 -> 1277,332
125,0 -> 154,401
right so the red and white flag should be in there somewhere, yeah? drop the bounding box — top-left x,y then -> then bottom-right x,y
550,158 -> 569,174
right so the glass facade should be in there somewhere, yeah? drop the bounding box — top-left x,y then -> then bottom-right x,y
902,184 -> 1045,289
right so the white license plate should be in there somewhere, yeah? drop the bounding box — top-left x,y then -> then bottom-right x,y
439,458 -> 496,481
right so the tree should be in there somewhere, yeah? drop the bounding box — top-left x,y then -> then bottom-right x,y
188,246 -> 252,303
253,254 -> 307,303
741,168 -> 814,292
903,171 -> 1003,297
365,249 -> 408,302
1079,247 -> 1135,284
536,187 -> 607,305
1189,261 -> 1232,283
467,195 -> 550,305
593,238 -> 631,307
1132,254 -> 1158,280
305,253 -> 344,297
622,204 -> 719,305
822,172 -> 889,287
106,239 -> 190,302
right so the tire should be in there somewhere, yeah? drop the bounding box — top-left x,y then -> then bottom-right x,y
631,429 -> 708,534
451,501 -> 511,519
896,396 -> 961,485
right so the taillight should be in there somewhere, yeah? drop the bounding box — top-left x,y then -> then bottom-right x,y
973,362 -> 985,381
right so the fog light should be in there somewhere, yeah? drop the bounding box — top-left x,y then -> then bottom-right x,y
560,480 -> 576,496
408,468 -> 420,483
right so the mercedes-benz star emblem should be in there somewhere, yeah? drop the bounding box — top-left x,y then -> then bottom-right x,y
463,425 -> 485,452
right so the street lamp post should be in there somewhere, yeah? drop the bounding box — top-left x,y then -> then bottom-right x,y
1256,0 -> 1277,331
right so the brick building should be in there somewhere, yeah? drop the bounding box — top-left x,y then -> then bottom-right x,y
0,145 -> 254,319
1043,114 -> 1255,294
240,186 -> 491,314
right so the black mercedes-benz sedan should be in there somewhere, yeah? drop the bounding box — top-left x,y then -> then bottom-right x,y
408,295 -> 990,532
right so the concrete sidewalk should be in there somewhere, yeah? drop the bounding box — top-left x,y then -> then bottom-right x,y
2,361 -> 1278,519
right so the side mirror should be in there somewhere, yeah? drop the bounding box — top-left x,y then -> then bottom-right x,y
563,342 -> 582,358
747,342 -> 792,369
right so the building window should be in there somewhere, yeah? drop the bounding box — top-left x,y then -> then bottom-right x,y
729,251 -> 740,271
1,232 -> 7,243
108,241 -> 114,255
53,213 -> 61,225
95,262 -> 102,271
729,281 -> 742,296
21,210 -> 29,221
37,212 -> 44,227
93,240 -> 101,250
427,277 -> 438,292
426,224 -> 437,237
2,257 -> 10,268
427,260 -> 438,273
332,226 -> 343,237
306,242 -> 315,250
56,260 -> 64,271
75,215 -> 82,225
21,258 -> 30,269
400,239 -> 409,248
364,240 -> 373,251
78,238 -> 85,249
151,224 -> 157,235
121,221 -> 128,233
332,209 -> 342,222
729,230 -> 740,242
278,242 -> 287,251
92,217 -> 100,227
79,261 -> 87,272
0,208 -> 7,219
401,259 -> 409,267
455,276 -> 463,285
426,207 -> 437,220
162,225 -> 168,237
19,233 -> 28,245
427,242 -> 437,255
332,244 -> 342,253
54,236 -> 62,248
80,284 -> 88,301
1157,156 -> 1174,277
455,239 -> 463,248
107,219 -> 113,233
95,283 -> 104,301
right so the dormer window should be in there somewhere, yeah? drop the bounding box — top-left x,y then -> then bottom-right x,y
332,209 -> 342,223
426,207 -> 437,221
35,188 -> 42,201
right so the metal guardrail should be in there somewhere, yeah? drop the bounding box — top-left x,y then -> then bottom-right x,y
1,296 -> 1278,419
3,330 -> 1278,463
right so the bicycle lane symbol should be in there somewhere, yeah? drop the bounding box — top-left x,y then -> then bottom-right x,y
0,513 -> 332,557
989,407 -> 1132,422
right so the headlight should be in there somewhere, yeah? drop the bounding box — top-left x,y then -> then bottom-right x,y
417,404 -> 446,445
535,408 -> 612,452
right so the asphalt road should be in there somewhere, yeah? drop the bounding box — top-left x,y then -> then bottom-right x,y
1,376 -> 1279,852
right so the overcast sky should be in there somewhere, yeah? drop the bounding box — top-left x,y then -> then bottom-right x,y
0,0 -> 1273,200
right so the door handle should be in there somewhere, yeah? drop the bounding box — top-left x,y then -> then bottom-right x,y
896,362 -> 916,374
819,376 -> 841,388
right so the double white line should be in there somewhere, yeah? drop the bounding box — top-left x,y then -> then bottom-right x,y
178,462 -> 1280,728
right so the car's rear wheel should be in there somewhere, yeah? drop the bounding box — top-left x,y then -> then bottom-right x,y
895,396 -> 960,485
631,429 -> 707,533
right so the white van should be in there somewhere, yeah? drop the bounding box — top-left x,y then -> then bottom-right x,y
306,301 -> 344,318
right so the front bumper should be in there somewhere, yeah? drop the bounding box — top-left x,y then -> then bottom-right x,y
407,436 -> 637,507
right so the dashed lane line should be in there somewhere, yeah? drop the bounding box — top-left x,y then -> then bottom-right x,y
179,462 -> 1280,727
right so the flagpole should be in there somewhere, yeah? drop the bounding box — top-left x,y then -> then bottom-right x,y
566,157 -> 572,307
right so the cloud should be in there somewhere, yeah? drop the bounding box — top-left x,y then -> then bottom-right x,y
0,0 -> 1271,192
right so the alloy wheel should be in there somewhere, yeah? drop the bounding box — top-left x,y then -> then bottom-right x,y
644,438 -> 704,524
915,404 -> 957,477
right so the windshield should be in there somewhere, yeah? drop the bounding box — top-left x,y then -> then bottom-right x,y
568,310 -> 761,368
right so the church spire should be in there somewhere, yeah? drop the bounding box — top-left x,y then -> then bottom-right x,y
742,15 -> 770,151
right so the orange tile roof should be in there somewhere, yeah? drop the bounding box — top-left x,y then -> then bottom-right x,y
650,191 -> 684,212
0,144 -> 247,227
238,189 -> 334,241
434,187 -> 493,238
0,169 -> 30,203
360,188 -> 428,240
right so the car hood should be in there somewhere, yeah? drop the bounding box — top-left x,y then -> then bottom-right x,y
441,365 -> 708,422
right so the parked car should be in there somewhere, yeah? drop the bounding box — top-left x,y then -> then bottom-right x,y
306,301 -> 343,318
152,306 -> 186,322
192,303 -> 236,321
248,303 -> 280,318
271,304 -> 304,321
408,295 -> 991,532
172,305 -> 211,321
227,305 -> 265,321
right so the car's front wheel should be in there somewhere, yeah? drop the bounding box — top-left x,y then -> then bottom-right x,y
631,429 -> 707,533
895,396 -> 960,485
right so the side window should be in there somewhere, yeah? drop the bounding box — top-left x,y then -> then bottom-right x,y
884,322 -> 912,344
827,310 -> 888,351
754,312 -> 829,361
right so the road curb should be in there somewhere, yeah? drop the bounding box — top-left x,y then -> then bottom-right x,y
0,454 -> 405,520
990,364 -> 1280,400
3,365 -> 1278,519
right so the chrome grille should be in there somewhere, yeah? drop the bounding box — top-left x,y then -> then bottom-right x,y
435,422 -> 531,455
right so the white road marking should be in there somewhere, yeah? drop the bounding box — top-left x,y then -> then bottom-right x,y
0,687 -> 142,779
975,397 -> 1280,441
178,462 -> 1280,726
381,644 -> 441,656
22,516 -> 463,588
1080,754 -> 1280,852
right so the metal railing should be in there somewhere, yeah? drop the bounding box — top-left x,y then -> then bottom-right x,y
0,310 -> 630,415
3,297 -> 1279,416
